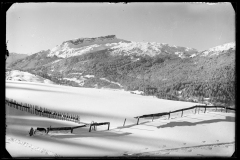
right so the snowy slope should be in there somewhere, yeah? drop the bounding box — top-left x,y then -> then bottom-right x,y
6,70 -> 54,84
200,42 -> 235,57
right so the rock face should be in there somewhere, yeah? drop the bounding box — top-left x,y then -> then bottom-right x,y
47,35 -> 198,58
47,35 -> 131,58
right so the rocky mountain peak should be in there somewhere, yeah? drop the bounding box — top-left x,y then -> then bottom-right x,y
64,35 -> 117,45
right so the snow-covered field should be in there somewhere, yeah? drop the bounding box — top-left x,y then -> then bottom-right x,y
5,81 -> 235,157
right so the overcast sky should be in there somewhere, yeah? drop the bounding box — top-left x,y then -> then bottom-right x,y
7,2 -> 235,54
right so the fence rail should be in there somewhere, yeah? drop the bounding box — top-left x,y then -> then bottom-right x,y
134,105 -> 235,125
46,124 -> 87,133
6,97 -> 235,130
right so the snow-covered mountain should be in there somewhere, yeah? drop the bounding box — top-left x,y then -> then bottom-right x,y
200,42 -> 235,57
6,36 -> 235,106
47,35 -> 131,58
47,35 -> 198,59
6,70 -> 54,84
109,41 -> 198,58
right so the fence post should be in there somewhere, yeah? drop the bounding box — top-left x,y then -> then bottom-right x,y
152,116 -> 154,121
204,106 -> 206,113
108,122 -> 110,130
42,108 -> 44,117
137,117 -> 140,125
181,109 -> 183,117
89,124 -> 92,132
123,118 -> 126,126
168,111 -> 171,119
15,101 -> 18,109
226,107 -> 228,113
28,105 -> 32,115
13,100 -> 17,109
195,107 -> 197,114
15,101 -> 17,109
35,105 -> 37,114
19,102 -> 21,111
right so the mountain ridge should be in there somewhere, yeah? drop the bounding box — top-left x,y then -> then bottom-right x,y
7,36 -> 235,106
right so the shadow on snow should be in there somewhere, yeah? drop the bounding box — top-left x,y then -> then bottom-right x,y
157,116 -> 235,129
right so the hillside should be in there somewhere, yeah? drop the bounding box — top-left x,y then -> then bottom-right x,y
7,35 -> 235,106
6,70 -> 54,84
6,53 -> 28,68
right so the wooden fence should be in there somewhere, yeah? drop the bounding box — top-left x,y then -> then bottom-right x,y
5,98 -> 81,124
46,124 -> 87,134
6,97 -> 235,130
134,105 -> 235,125
89,122 -> 110,132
